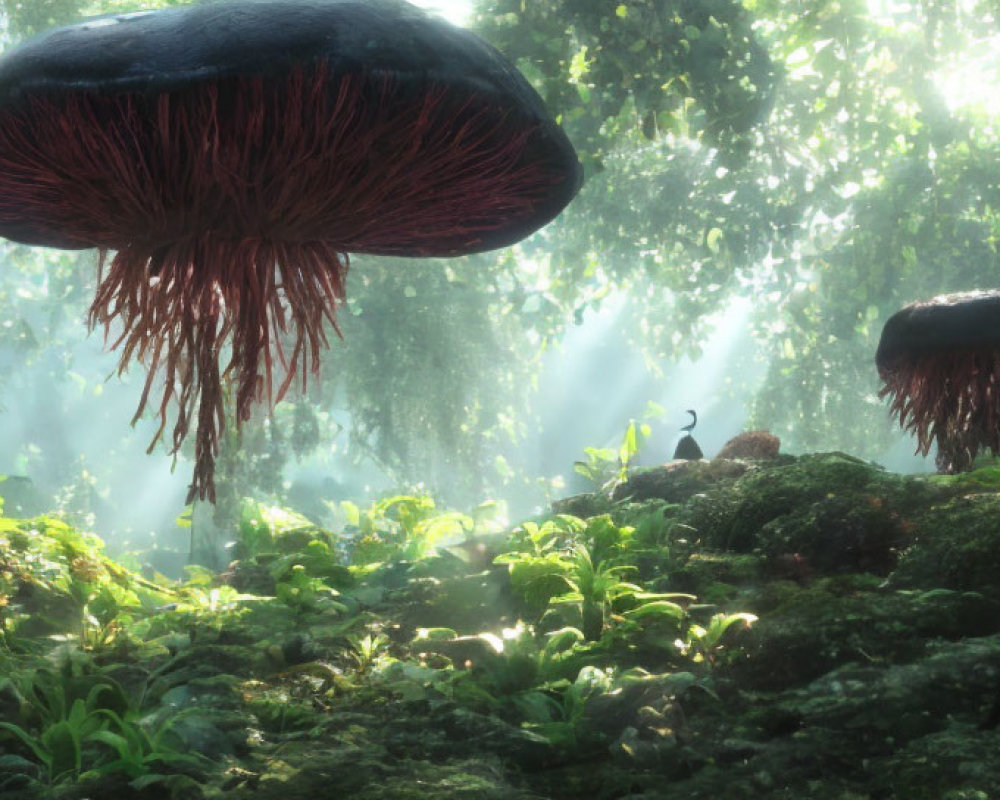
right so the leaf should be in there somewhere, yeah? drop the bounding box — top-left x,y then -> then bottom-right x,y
88,729 -> 134,761
623,600 -> 685,621
174,506 -> 193,529
0,753 -> 38,774
542,627 -> 585,660
514,690 -> 562,723
632,591 -> 697,602
414,627 -> 458,641
619,421 -> 639,467
700,612 -> 757,647
340,500 -> 361,528
706,227 -> 724,253
569,46 -> 590,81
42,721 -> 81,781
0,721 -> 52,767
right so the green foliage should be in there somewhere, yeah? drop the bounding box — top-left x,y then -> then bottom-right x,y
573,446 -> 619,488
0,698 -> 96,783
622,501 -> 687,580
516,665 -> 612,749
473,0 -> 774,161
0,457 -> 765,798
236,498 -> 339,559
495,516 -> 583,614
891,494 -> 1000,594
275,564 -> 348,616
550,546 -> 641,640
574,419 -> 652,492
342,493 -> 497,565
682,611 -> 757,666
0,514 -> 172,646
85,708 -> 212,781
497,514 -> 694,646
0,664 -> 211,786
345,632 -> 392,675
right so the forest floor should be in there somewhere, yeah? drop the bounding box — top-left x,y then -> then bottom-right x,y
1,451 -> 999,799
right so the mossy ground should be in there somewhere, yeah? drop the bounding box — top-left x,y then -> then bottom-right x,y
1,453 -> 999,799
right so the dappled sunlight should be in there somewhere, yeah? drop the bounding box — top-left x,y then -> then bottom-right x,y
935,33 -> 1000,116
412,0 -> 473,25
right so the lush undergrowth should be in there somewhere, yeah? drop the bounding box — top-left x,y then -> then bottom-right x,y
1,453 -> 999,799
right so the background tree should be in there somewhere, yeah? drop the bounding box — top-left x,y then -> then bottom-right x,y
0,0 -> 998,536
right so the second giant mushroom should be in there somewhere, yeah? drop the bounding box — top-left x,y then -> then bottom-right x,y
0,0 -> 582,501
877,290 -> 1000,472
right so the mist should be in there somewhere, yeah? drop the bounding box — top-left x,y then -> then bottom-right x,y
0,250 -> 935,562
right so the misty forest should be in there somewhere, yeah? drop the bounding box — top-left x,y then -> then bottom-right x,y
2,0 -> 1000,798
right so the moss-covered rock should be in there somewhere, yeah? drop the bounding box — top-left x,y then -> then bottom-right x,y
890,494 -> 1000,598
613,459 -> 756,504
730,581 -> 1000,689
682,453 -> 931,554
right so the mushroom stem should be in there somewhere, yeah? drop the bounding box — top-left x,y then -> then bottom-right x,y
92,237 -> 347,503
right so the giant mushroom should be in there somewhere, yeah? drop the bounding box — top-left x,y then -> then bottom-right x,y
876,290 -> 1000,472
0,0 -> 582,501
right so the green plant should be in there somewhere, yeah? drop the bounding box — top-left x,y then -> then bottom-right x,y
682,611 -> 757,666
538,626 -> 586,680
85,708 -> 213,781
0,693 -> 107,783
0,514 -> 174,646
497,514 -> 693,643
573,446 -> 619,489
275,565 -> 348,616
516,665 -> 613,749
573,419 -> 652,492
341,494 -> 492,564
552,546 -> 641,640
624,502 -> 686,578
619,598 -> 691,655
345,632 -> 391,674
495,515 -> 584,614
580,514 -> 634,566
234,499 -> 333,559
0,664 -> 211,785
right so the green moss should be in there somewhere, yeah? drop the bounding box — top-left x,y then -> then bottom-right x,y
683,453 -> 931,554
672,552 -> 762,597
891,494 -> 1000,598
731,582 -> 1000,690
756,494 -> 908,576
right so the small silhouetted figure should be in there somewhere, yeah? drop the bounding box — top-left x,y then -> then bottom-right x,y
673,409 -> 704,460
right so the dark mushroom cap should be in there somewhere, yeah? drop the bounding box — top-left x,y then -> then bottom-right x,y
876,290 -> 1000,376
0,0 -> 582,252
